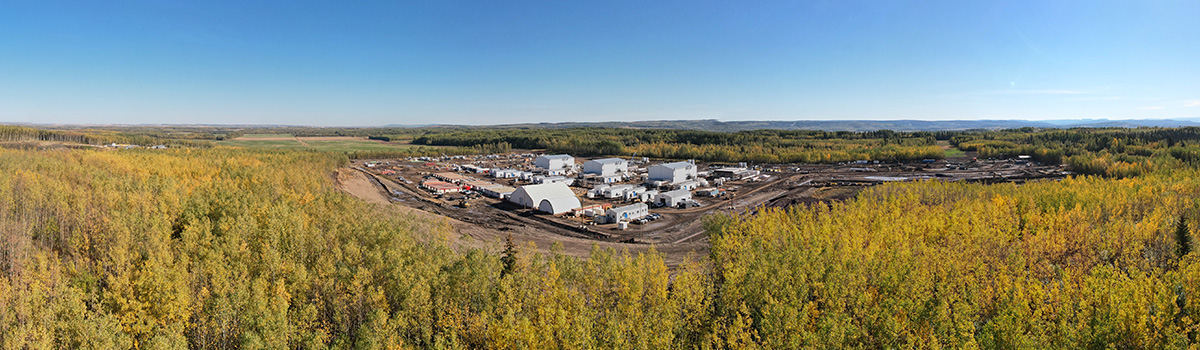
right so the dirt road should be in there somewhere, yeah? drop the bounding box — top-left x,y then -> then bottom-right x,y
333,168 -> 710,266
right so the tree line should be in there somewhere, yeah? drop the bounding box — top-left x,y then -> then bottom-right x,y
406,128 -> 945,163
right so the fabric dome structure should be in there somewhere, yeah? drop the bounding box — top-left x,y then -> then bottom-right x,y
508,182 -> 582,215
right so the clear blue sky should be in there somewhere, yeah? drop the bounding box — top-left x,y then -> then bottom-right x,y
2,0 -> 1198,126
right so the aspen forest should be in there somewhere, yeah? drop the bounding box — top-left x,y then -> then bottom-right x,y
2,126 -> 1200,349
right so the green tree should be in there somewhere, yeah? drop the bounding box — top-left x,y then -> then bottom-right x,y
500,233 -> 517,277
1179,215 -> 1193,258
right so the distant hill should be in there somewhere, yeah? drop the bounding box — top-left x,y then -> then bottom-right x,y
422,119 -> 1200,132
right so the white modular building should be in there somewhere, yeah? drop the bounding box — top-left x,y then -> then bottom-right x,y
508,182 -> 582,215
597,174 -> 623,183
674,180 -> 702,191
648,161 -> 697,184
491,168 -> 521,178
623,186 -> 648,201
535,154 -> 575,172
603,184 -> 636,199
654,189 -> 693,208
533,175 -> 575,186
587,184 -> 611,198
605,203 -> 649,223
583,158 -> 628,177
639,190 -> 660,203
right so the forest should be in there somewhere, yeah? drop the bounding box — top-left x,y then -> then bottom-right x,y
1,126 -> 1199,348
406,128 -> 949,163
951,127 -> 1200,177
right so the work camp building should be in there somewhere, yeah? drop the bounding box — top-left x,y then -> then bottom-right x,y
535,154 -> 575,172
648,161 -> 697,184
508,182 -> 582,215
583,158 -> 628,177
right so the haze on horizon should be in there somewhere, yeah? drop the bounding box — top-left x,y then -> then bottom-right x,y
2,1 -> 1198,127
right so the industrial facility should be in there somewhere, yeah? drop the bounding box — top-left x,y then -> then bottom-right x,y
353,148 -> 1067,249
535,154 -> 576,175
583,158 -> 628,177
648,161 -> 697,185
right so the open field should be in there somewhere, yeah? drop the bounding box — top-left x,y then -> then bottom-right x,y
219,134 -> 441,152
236,133 -> 296,139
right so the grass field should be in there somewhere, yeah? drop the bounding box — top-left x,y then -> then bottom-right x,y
237,133 -> 296,139
220,135 -> 439,152
944,148 -> 966,157
936,140 -> 967,158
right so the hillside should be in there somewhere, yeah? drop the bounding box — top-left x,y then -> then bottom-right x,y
2,126 -> 1199,348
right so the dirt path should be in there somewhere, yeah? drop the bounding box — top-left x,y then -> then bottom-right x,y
333,168 -> 709,266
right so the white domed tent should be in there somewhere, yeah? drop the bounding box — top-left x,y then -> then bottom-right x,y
508,182 -> 581,215
538,197 -> 582,215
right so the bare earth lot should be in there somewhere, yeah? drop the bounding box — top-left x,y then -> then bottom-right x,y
335,155 -> 1066,267
333,167 -> 711,266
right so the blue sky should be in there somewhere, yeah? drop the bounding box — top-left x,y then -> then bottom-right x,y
2,0 -> 1198,126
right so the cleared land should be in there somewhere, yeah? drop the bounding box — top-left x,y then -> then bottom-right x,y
220,134 -> 440,152
333,166 -> 710,266
336,151 -> 1063,266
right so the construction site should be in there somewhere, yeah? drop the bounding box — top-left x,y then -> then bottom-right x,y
342,151 -> 1069,260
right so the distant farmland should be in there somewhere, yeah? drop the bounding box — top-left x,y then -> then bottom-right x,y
219,134 -> 437,152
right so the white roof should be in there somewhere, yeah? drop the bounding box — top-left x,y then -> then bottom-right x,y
659,189 -> 692,197
588,158 -> 626,164
655,161 -> 693,169
609,203 -> 647,216
514,182 -> 577,201
539,154 -> 574,160
539,196 -> 582,214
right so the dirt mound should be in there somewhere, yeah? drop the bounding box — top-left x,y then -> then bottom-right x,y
333,168 -> 389,204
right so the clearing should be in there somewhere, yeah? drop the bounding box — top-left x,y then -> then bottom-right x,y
332,167 -> 710,267
220,134 -> 442,153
